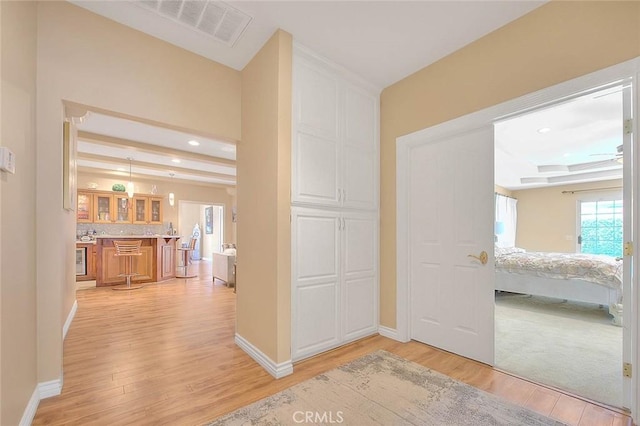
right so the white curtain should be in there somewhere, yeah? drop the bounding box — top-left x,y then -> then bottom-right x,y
495,194 -> 517,248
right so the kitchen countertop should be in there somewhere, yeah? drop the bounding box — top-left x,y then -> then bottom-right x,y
94,235 -> 180,239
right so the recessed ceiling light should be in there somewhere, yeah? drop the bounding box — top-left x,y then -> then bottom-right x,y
172,159 -> 181,163
188,140 -> 200,146
537,127 -> 551,134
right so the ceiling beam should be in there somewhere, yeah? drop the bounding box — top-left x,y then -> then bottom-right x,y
77,166 -> 236,189
78,131 -> 236,168
77,152 -> 236,181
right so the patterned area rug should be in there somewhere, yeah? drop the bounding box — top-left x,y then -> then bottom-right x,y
208,350 -> 563,425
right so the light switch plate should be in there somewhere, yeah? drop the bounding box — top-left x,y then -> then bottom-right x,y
0,147 -> 16,174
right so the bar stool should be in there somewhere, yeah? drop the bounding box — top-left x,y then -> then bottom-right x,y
176,237 -> 197,278
112,240 -> 144,290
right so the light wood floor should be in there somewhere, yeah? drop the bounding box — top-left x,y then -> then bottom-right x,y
33,261 -> 631,425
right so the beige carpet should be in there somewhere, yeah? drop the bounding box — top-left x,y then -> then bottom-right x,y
495,293 -> 622,408
209,350 -> 563,425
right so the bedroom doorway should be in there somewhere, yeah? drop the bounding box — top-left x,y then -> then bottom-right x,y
397,60 -> 638,417
493,82 -> 632,409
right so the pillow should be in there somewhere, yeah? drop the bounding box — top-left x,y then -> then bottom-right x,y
495,246 -> 525,256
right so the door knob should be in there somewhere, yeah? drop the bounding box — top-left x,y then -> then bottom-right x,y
467,251 -> 488,265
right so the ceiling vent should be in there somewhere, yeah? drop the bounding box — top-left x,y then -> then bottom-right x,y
135,0 -> 252,47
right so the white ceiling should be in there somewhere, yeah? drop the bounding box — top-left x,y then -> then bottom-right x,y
71,0 -> 546,89
70,0 -> 623,192
495,85 -> 624,190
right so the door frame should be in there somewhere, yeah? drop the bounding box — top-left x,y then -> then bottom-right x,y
396,56 -> 640,417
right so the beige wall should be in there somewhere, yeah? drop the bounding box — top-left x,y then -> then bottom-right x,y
514,180 -> 622,252
238,30 -> 292,364
36,0 -> 241,386
1,1 -> 38,424
380,1 -> 640,328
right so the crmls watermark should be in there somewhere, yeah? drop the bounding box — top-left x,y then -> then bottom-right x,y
292,411 -> 344,424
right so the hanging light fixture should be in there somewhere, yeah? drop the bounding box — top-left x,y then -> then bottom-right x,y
168,172 -> 175,207
127,157 -> 134,198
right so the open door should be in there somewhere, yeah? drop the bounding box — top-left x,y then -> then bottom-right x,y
408,126 -> 495,365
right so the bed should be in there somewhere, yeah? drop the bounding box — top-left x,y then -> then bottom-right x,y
494,247 -> 623,326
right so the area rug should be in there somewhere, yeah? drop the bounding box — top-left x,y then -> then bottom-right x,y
495,293 -> 622,408
208,350 -> 563,425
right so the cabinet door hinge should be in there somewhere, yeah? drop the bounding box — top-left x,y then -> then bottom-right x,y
624,242 -> 633,256
624,119 -> 633,135
624,362 -> 632,378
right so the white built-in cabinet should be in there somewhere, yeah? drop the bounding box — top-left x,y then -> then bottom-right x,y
292,49 -> 378,210
291,44 -> 379,361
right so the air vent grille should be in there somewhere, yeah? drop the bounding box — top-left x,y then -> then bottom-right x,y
134,0 -> 251,47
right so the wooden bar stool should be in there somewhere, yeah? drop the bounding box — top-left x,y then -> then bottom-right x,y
112,240 -> 144,290
176,237 -> 197,278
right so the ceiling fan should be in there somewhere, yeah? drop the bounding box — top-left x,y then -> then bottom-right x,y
537,144 -> 623,173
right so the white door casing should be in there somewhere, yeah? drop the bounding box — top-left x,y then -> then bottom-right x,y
407,127 -> 495,365
622,80 -> 634,410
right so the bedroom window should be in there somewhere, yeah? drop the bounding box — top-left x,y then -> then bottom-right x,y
578,199 -> 623,257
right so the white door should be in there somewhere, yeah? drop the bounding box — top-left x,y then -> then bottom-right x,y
409,126 -> 495,365
291,207 -> 341,360
342,211 -> 378,341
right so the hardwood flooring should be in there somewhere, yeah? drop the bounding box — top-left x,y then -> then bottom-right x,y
33,261 -> 632,425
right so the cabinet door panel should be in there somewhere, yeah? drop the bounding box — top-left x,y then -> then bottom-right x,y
293,283 -> 340,360
342,212 -> 378,340
343,85 -> 377,210
296,61 -> 339,140
292,208 -> 340,360
343,213 -> 377,277
294,132 -> 340,205
344,276 -> 377,340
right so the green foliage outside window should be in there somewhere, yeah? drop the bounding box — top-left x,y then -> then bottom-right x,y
580,200 -> 623,258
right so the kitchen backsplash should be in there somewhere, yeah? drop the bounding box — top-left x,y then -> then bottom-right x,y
77,223 -> 166,238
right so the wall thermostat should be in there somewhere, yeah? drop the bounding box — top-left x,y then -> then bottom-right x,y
0,147 -> 16,174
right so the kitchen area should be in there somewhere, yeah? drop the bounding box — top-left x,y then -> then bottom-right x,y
75,188 -> 181,287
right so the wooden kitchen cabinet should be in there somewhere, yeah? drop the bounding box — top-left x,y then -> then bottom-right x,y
77,191 -> 93,223
94,193 -> 133,223
133,196 -> 163,225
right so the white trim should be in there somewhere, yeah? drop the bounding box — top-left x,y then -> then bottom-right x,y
63,299 -> 77,340
38,377 -> 63,399
378,325 -> 406,342
19,387 -> 39,426
396,57 -> 640,419
235,333 -> 293,379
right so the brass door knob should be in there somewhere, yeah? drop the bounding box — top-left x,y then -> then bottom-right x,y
467,251 -> 488,265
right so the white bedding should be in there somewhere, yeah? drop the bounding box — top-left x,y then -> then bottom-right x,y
495,250 -> 622,290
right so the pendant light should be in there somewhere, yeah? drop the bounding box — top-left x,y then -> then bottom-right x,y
168,172 -> 175,206
127,157 -> 134,198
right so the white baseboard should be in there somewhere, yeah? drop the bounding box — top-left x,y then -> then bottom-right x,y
38,377 -> 63,399
235,333 -> 293,379
63,299 -> 78,340
379,325 -> 407,342
19,376 -> 63,425
19,387 -> 39,426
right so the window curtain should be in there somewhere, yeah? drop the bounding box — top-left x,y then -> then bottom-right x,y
495,194 -> 517,248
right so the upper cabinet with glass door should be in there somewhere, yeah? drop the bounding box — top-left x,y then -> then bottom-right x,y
133,196 -> 163,225
77,191 -> 93,223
